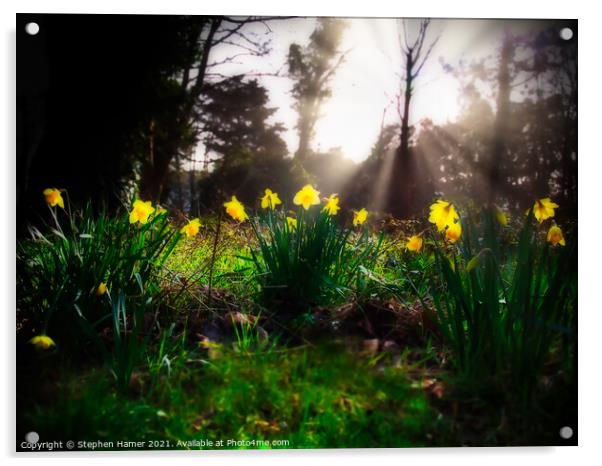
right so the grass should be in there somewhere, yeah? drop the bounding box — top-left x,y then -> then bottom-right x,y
21,343 -> 440,449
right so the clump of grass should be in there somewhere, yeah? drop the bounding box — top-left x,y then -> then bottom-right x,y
246,207 -> 383,323
159,222 -> 256,311
429,207 -> 576,402
17,201 -> 180,350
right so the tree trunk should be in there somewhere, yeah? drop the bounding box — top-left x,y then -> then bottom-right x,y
389,52 -> 416,218
489,36 -> 513,204
139,17 -> 222,202
295,117 -> 311,161
399,53 -> 413,159
295,97 -> 319,161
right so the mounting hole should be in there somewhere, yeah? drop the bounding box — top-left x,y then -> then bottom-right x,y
25,431 -> 39,443
25,22 -> 40,36
559,426 -> 573,439
559,27 -> 573,41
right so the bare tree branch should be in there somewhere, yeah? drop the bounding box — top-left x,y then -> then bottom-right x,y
413,33 -> 440,78
211,22 -> 246,44
221,16 -> 295,24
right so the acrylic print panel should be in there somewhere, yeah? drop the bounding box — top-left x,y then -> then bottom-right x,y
16,14 -> 577,451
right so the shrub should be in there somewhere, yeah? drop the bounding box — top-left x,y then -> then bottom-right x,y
17,201 -> 181,351
244,195 -> 382,323
428,206 -> 576,401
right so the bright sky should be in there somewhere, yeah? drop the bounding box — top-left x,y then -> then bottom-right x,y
203,18 -> 558,164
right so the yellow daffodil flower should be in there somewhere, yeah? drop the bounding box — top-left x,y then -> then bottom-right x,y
494,205 -> 508,226
43,188 -> 65,209
129,199 -> 155,224
293,184 -> 321,210
96,282 -> 107,296
323,194 -> 341,216
286,216 -> 297,229
29,335 -> 56,350
224,196 -> 248,222
533,198 -> 559,223
353,208 -> 368,226
428,200 -> 459,232
445,221 -> 462,243
547,225 -> 566,246
260,189 -> 282,209
181,218 -> 201,238
406,235 -> 423,252
199,339 -> 222,350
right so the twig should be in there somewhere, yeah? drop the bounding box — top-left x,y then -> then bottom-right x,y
207,209 -> 223,310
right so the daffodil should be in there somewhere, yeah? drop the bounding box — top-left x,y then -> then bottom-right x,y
353,208 -> 368,226
224,196 -> 248,222
260,189 -> 282,209
286,216 -> 297,229
533,198 -> 559,224
323,194 -> 341,216
293,184 -> 321,210
96,282 -> 107,296
445,221 -> 462,243
494,205 -> 508,226
406,235 -> 423,252
547,225 -> 566,246
181,218 -> 201,238
199,339 -> 222,350
43,188 -> 65,209
156,205 -> 167,215
129,199 -> 155,224
428,200 -> 459,232
29,335 -> 56,350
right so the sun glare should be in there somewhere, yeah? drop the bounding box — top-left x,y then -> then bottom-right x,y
314,19 -> 465,163
200,18 -> 546,167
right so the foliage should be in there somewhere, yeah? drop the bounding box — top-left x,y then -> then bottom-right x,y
75,285 -> 154,392
200,76 -> 288,161
426,26 -> 577,212
198,76 -> 308,207
161,221 -> 255,300
231,312 -> 275,355
246,207 -> 383,323
18,15 -> 198,217
288,18 -> 348,160
16,15 -> 579,449
17,202 -> 180,349
111,289 -> 152,391
428,207 -> 576,401
16,194 -> 577,447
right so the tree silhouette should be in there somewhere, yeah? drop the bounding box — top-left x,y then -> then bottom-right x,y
388,19 -> 440,217
196,76 -> 298,207
139,16 -> 282,202
488,33 -> 514,204
416,22 -> 577,216
288,18 -> 348,161
397,19 -> 440,163
16,14 -> 195,228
